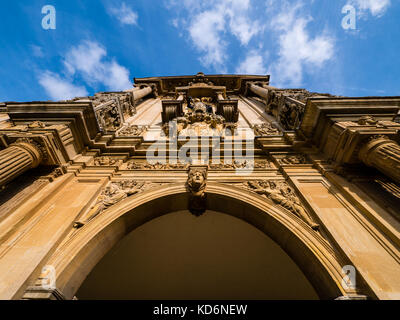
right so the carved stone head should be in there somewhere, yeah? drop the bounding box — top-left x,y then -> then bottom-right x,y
187,167 -> 207,197
188,170 -> 206,191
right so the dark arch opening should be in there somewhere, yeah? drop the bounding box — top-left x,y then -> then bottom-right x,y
76,210 -> 319,300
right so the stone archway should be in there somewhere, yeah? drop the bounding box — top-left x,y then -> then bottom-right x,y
44,183 -> 352,300
76,210 -> 320,300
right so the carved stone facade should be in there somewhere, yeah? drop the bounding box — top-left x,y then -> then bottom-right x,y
245,180 -> 319,230
0,72 -> 400,300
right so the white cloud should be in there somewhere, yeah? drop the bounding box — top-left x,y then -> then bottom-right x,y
31,45 -> 44,58
38,71 -> 88,101
350,0 -> 391,17
236,51 -> 267,74
189,9 -> 226,71
167,0 -> 334,82
38,40 -> 132,100
108,2 -> 138,25
269,3 -> 335,86
169,0 -> 262,71
64,40 -> 132,91
225,0 -> 262,46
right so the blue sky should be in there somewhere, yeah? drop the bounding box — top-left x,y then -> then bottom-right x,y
0,0 -> 399,102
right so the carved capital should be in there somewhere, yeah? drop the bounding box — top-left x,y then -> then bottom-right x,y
359,135 -> 400,184
11,138 -> 44,168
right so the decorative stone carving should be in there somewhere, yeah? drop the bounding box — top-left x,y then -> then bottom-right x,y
358,116 -> 378,126
188,72 -> 215,86
265,90 -> 281,114
93,156 -> 118,166
94,100 -> 122,132
278,154 -> 308,165
254,160 -> 273,169
126,161 -> 190,170
163,100 -> 226,136
250,83 -> 337,131
162,100 -> 184,123
209,160 -> 272,170
279,99 -> 305,131
359,135 -> 400,184
28,121 -> 46,129
253,123 -> 280,136
117,125 -> 147,137
186,166 -> 208,216
75,180 -> 148,227
216,100 -> 239,124
246,180 -> 319,230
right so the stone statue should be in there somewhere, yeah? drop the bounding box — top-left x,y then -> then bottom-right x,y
247,180 -> 319,230
74,180 -> 146,227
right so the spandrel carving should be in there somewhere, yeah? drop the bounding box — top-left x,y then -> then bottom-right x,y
74,180 -> 150,227
246,180 -> 319,230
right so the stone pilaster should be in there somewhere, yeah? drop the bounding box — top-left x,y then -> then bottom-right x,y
0,139 -> 42,187
359,135 -> 400,184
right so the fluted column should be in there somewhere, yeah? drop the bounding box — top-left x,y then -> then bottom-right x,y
131,86 -> 153,102
359,135 -> 400,184
0,139 -> 43,187
248,83 -> 270,99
